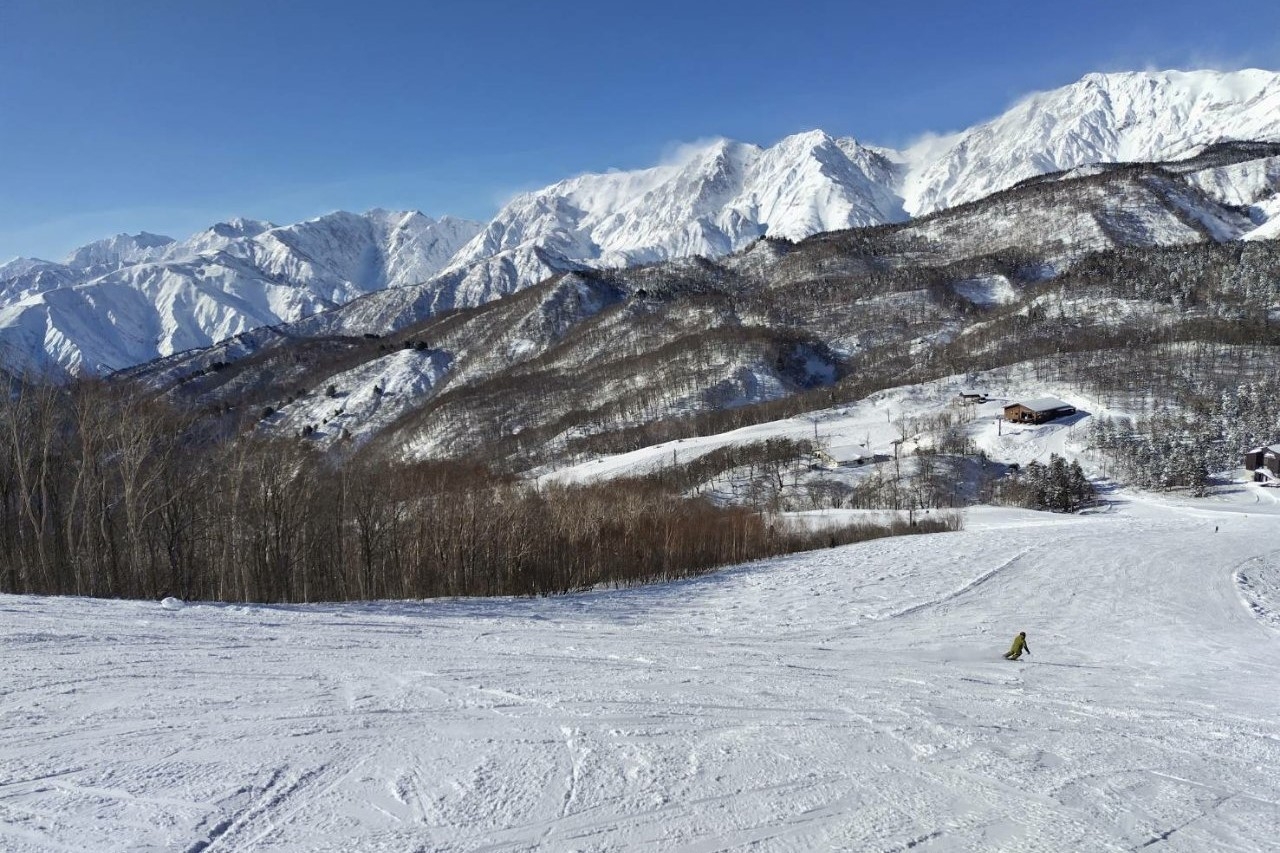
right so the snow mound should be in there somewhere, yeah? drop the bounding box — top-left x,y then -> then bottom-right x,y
951,275 -> 1018,306
1235,558 -> 1280,630
1243,214 -> 1280,242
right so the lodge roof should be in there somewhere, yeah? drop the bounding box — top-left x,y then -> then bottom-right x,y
1005,397 -> 1074,413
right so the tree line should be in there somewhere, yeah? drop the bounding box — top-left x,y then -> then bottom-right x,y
0,380 -> 952,603
1085,373 -> 1280,494
991,454 -> 1094,512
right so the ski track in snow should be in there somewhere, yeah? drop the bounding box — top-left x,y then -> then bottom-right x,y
1,497 -> 1279,851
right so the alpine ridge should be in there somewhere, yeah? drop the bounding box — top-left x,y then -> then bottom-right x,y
0,211 -> 484,375
3,68 -> 1280,376
903,68 -> 1280,214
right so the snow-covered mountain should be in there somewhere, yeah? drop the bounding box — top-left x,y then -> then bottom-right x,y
121,144 -> 1280,467
0,257 -> 83,303
0,211 -> 483,375
435,133 -> 907,304
63,231 -> 176,275
904,69 -> 1280,215
167,217 -> 276,258
4,68 -> 1280,376
435,69 -> 1280,300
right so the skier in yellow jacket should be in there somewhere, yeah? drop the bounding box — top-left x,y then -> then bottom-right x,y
1003,631 -> 1030,660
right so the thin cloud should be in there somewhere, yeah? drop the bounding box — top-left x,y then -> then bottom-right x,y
490,181 -> 550,210
486,138 -> 722,212
657,137 -> 730,168
1088,48 -> 1277,76
900,130 -> 965,166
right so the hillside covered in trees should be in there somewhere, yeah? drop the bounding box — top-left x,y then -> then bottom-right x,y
3,144 -> 1279,601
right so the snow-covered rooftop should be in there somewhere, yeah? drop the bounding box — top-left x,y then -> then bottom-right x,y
1007,397 -> 1075,412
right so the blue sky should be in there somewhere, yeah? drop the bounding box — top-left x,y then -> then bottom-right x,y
2,0 -> 1277,262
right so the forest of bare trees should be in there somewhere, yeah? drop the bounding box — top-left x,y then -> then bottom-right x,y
0,380 -> 955,603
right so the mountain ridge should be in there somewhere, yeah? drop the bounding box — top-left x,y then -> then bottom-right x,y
116,143 -> 1280,466
4,68 -> 1280,376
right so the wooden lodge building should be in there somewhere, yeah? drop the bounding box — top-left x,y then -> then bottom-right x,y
1003,398 -> 1078,425
1245,445 -> 1280,483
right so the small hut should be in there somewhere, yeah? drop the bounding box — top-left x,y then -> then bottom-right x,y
1244,444 -> 1280,482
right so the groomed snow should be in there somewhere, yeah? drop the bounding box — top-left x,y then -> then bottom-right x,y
2,490 -> 1279,851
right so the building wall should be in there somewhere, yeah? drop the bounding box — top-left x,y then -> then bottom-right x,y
1244,449 -> 1280,475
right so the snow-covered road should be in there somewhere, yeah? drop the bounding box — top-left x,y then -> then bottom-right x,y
2,494 -> 1279,851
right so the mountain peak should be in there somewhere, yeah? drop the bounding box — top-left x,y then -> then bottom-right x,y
209,218 -> 273,237
63,231 -> 176,271
776,129 -> 836,149
903,67 -> 1280,214
0,256 -> 61,276
364,208 -> 432,227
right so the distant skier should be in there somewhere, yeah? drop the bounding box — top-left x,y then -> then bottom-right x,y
1003,631 -> 1030,660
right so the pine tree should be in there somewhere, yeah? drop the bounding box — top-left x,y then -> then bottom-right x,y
1048,455 -> 1070,511
1068,460 -> 1085,509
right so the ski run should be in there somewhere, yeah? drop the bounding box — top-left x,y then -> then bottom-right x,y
1,480 -> 1278,850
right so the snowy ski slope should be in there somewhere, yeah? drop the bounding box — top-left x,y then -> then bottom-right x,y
538,369 -> 1101,489
2,488 -> 1279,851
